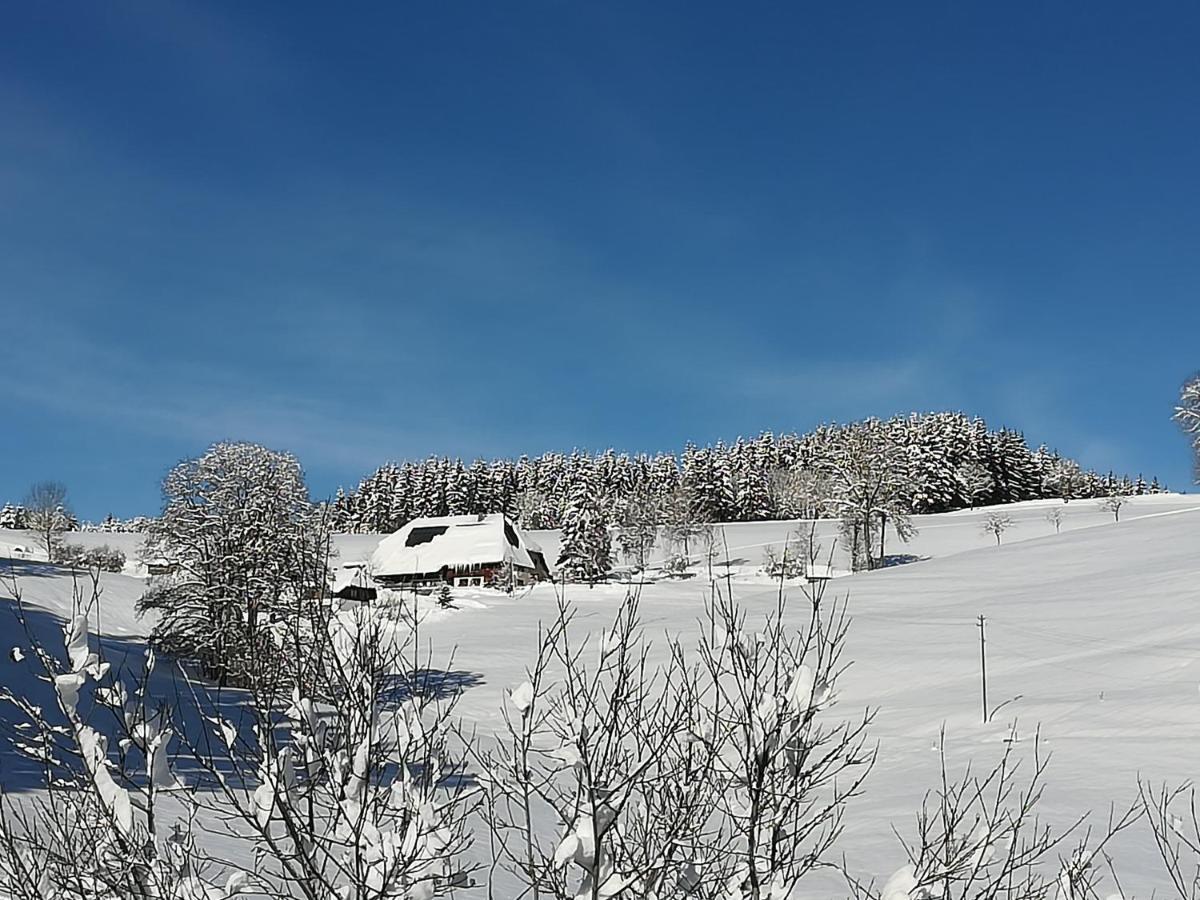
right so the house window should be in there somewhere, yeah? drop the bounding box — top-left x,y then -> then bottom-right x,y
471,577 -> 482,587
457,577 -> 470,587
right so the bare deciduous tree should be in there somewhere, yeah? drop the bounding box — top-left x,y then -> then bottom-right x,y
982,511 -> 1014,547
767,467 -> 832,521
825,422 -> 916,571
22,480 -> 72,559
138,442 -> 330,686
1097,494 -> 1127,523
615,486 -> 660,572
1175,374 -> 1200,482
1044,506 -> 1065,534
663,484 -> 709,562
959,462 -> 994,509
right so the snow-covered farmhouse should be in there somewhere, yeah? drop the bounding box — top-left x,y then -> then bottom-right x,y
369,513 -> 551,589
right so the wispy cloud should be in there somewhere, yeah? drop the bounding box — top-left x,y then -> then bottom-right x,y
3,324 -> 484,475
731,357 -> 943,414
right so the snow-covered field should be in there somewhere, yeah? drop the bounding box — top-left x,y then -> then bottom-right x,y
2,492 -> 1198,893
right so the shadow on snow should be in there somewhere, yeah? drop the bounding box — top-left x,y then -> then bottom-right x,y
0,575 -> 486,799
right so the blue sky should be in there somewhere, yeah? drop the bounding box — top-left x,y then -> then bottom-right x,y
2,2 -> 1197,519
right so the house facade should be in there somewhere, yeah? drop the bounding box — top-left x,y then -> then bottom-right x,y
369,513 -> 551,589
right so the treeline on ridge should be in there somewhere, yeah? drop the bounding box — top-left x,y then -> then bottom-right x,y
331,411 -> 1160,533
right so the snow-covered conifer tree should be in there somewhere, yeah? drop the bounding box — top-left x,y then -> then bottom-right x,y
990,428 -> 1041,503
447,458 -> 470,515
556,475 -> 611,585
334,413 -> 1151,531
389,464 -> 414,530
0,503 -> 26,530
467,458 -> 492,513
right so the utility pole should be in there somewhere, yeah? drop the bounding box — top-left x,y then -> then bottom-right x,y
977,614 -> 988,723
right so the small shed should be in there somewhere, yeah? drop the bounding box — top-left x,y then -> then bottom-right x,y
805,563 -> 837,583
331,562 -> 378,603
370,514 -> 551,589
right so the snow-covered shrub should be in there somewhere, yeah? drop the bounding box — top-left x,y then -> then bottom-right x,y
760,529 -> 811,580
694,588 -> 872,897
53,543 -> 126,572
479,592 -> 706,897
0,573 -> 210,898
0,562 -> 476,899
852,730 -> 1138,900
478,583 -> 871,899
662,551 -> 691,577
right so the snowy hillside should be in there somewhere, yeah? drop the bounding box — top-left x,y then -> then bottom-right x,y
1,492 -> 1197,893
393,494 -> 1200,892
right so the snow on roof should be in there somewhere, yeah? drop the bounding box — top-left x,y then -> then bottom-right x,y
370,514 -> 546,578
805,564 -> 839,580
331,561 -> 373,594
